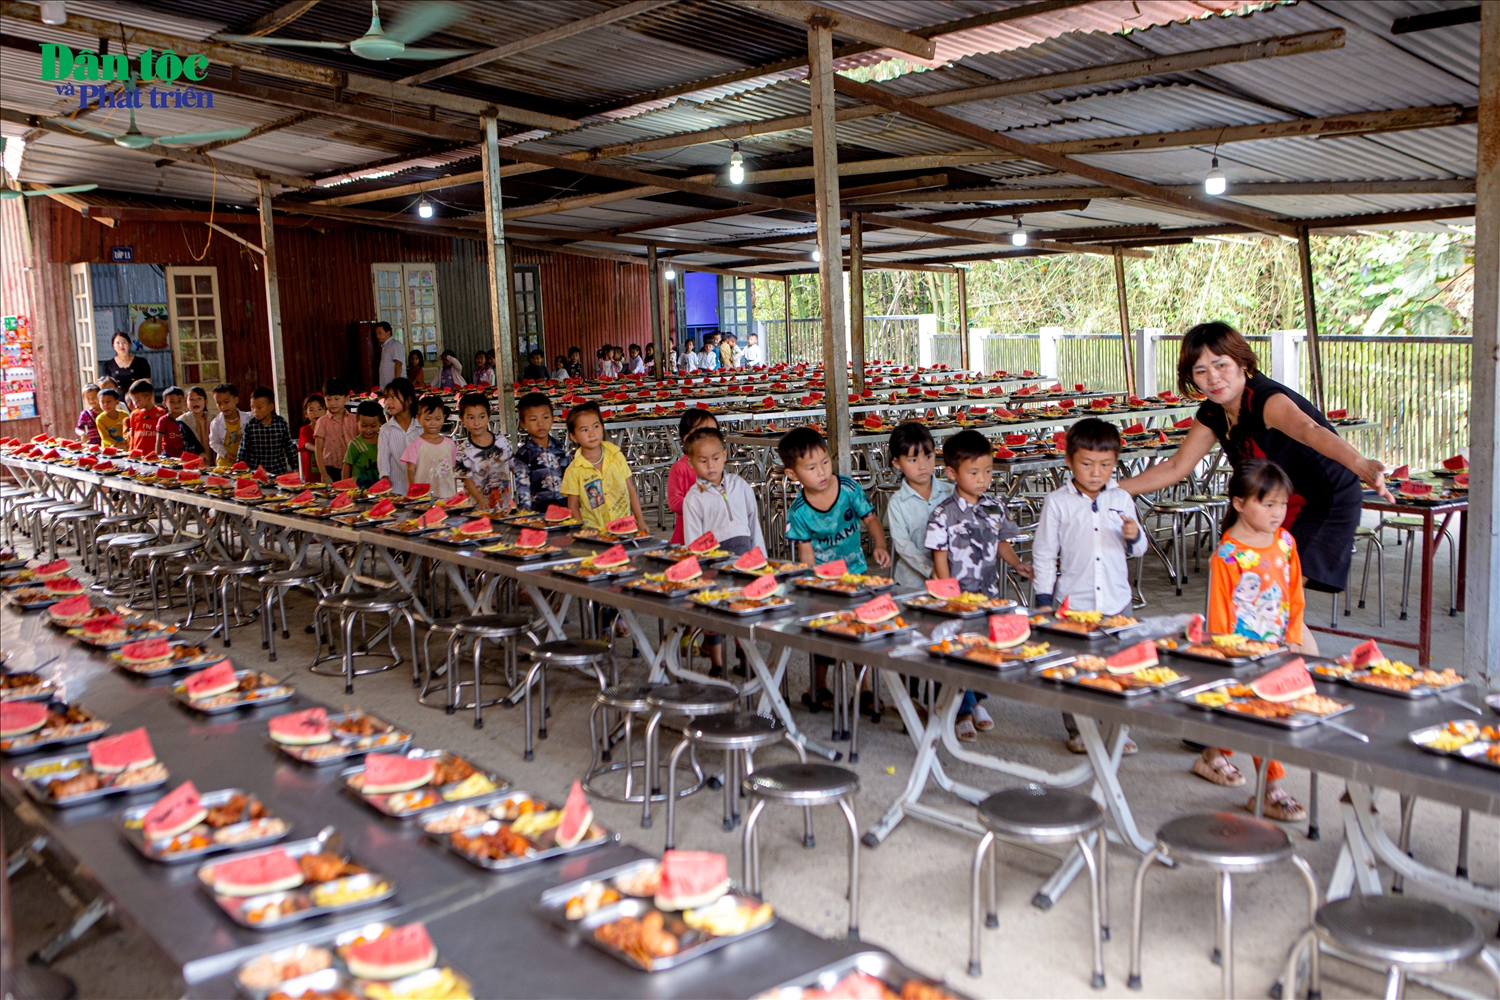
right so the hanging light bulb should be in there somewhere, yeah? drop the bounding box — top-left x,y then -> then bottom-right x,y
728,143 -> 745,185
663,257 -> 677,281
39,1 -> 65,24
811,248 -> 821,262
1204,155 -> 1226,196
1010,219 -> 1028,247
417,198 -> 434,219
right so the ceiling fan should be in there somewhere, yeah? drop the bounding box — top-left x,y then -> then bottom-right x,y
216,1 -> 475,61
62,81 -> 253,150
0,137 -> 98,199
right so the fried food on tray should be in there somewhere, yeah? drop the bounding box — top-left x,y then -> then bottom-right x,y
450,827 -> 533,860
48,771 -> 102,798
298,852 -> 365,883
112,762 -> 167,786
594,910 -> 679,966
333,712 -> 389,737
423,807 -> 490,834
204,794 -> 266,828
1287,693 -> 1347,716
430,757 -> 476,786
238,946 -> 332,991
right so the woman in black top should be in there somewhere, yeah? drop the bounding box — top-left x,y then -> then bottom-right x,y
100,332 -> 152,394
1122,323 -> 1393,600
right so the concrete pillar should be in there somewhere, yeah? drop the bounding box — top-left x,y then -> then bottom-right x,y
648,243 -> 666,374
1270,329 -> 1301,390
850,213 -> 865,394
1135,328 -> 1162,399
481,116 -> 517,434
1038,326 -> 1061,378
256,180 -> 288,416
808,18 -> 850,473
968,326 -> 989,377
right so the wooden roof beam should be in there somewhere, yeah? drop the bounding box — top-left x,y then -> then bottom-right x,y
844,178 -> 1479,203
26,183 -> 114,227
216,1 -> 320,39
193,110 -> 313,153
857,210 -> 1151,257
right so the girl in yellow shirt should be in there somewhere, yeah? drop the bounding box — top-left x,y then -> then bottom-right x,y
561,402 -> 646,531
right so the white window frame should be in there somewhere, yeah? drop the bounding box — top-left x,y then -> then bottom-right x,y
512,263 -> 543,359
372,263 -> 442,378
164,266 -> 224,390
68,263 -> 95,389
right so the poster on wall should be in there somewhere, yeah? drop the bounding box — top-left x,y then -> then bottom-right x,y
127,303 -> 175,388
1,315 -> 37,420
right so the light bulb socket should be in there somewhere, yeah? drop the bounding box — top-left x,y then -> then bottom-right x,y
1010,219 -> 1027,247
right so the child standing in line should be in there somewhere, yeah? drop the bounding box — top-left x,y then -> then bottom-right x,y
667,408 -> 718,544
885,422 -> 954,591
1031,418 -> 1144,755
781,426 -> 890,709
209,383 -> 251,468
456,392 -> 514,511
1196,459 -> 1308,822
237,387 -> 297,475
76,383 -> 102,446
299,394 -> 326,482
377,378 -> 421,494
512,392 -> 569,512
314,378 -> 358,484
180,386 -> 212,458
126,380 -> 164,455
683,426 -> 764,675
343,401 -> 385,488
925,429 -> 1032,741
399,395 -> 459,497
95,388 -> 127,448
156,387 -> 187,458
561,401 -> 646,531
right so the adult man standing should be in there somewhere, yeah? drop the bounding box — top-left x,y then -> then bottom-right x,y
375,322 -> 403,387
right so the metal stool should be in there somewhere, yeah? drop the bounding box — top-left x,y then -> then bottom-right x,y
1378,514 -> 1459,619
27,502 -> 84,552
1141,499 -> 1206,595
970,786 -> 1108,988
206,559 -> 272,647
312,588 -> 419,695
417,619 -> 464,706
641,682 -> 741,829
585,682 -> 671,804
45,507 -> 100,560
665,711 -> 805,848
1128,812 -> 1319,998
505,639 -> 611,761
446,614 -> 533,729
1281,896 -> 1500,1000
127,539 -> 204,616
101,532 -> 160,596
258,568 -> 328,661
1335,525 -> 1385,627
86,514 -> 149,572
742,762 -> 861,939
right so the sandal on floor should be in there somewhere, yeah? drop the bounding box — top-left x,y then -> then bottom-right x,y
1192,754 -> 1246,787
955,716 -> 977,742
1065,735 -> 1087,754
972,704 -> 994,731
1122,738 -> 1138,756
1248,787 -> 1307,822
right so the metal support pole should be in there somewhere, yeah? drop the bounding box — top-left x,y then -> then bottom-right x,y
257,179 -> 289,415
808,18 -> 851,474
850,213 -> 865,394
482,116 -> 519,434
1297,227 -> 1326,411
1113,248 -> 1136,397
1468,0 -> 1500,685
648,243 -> 667,373
957,266 -> 970,371
783,277 -> 793,365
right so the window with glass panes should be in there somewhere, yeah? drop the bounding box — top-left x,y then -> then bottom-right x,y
719,275 -> 751,338
68,264 -> 95,389
512,264 -> 543,358
165,267 -> 223,388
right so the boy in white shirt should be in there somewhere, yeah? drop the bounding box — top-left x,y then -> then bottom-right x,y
682,426 -> 763,674
1032,418 -> 1146,753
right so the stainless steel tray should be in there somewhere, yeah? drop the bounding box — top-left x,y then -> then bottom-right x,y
69,623 -> 179,649
570,529 -> 659,547
1406,724 -> 1500,772
121,787 -> 290,863
1456,741 -> 1500,771
197,832 -> 394,930
340,749 -> 511,819
641,547 -> 733,565
534,859 -> 775,972
926,638 -> 1068,670
899,593 -> 1017,619
428,529 -> 500,546
0,701 -> 108,754
688,593 -> 798,617
172,670 -> 295,714
1032,617 -> 1137,641
6,588 -> 65,610
421,793 -> 617,871
758,950 -> 971,1000
506,517 -> 584,532
798,613 -> 918,643
719,561 -> 811,580
1155,639 -> 1287,667
1341,672 -> 1466,700
330,512 -> 396,527
792,577 -> 894,598
273,712 -> 413,766
621,578 -> 715,597
12,751 -> 170,807
1175,677 -> 1354,729
478,543 -> 567,561
109,642 -> 221,677
233,922 -> 470,1000
1036,663 -> 1192,698
0,672 -> 58,702
550,560 -> 642,583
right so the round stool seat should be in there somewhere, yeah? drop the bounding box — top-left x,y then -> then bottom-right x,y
209,560 -> 273,578
647,682 -> 739,716
342,589 -> 412,612
97,514 -> 147,527
54,508 -> 101,520
978,786 -> 1104,843
1315,896 -> 1482,968
454,613 -> 531,638
108,532 -> 158,549
686,711 -> 783,751
259,568 -> 320,587
317,592 -> 351,609
1157,812 -> 1291,871
530,639 -> 609,666
744,762 -> 858,805
1150,501 -> 1204,513
599,682 -> 663,712
134,540 -> 203,559
425,617 -> 463,634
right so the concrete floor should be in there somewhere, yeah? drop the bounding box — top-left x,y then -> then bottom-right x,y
4,513 -> 1495,1000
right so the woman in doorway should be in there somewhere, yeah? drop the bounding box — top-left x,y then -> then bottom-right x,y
406,349 -> 428,388
100,332 -> 152,401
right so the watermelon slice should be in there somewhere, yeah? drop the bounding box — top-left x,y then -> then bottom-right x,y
143,781 -> 206,839
593,545 -> 630,569
344,923 -> 437,981
419,506 -> 447,526
1105,641 -> 1159,675
606,516 -> 638,535
288,490 -> 315,505
1057,596 -> 1071,616
253,467 -> 270,483
987,613 -> 1030,648
210,850 -> 304,897
1390,465 -> 1409,480
47,594 -> 94,624
517,528 -> 549,548
179,471 -> 202,483
855,594 -> 899,624
665,556 -> 702,583
331,477 -> 357,490
331,491 -> 357,510
1442,454 -> 1468,471
1344,639 -> 1385,668
733,547 -> 768,571
156,469 -> 178,480
89,728 -> 155,773
44,578 -> 84,595
367,498 -> 397,519
743,574 -> 779,600
459,516 -> 492,535
234,482 -> 262,499
655,850 -> 730,911
366,477 -> 392,496
269,707 -> 331,745
439,492 -> 470,508
1185,614 -> 1206,644
204,475 -> 229,487
81,614 -> 124,636
813,559 -> 847,580
687,532 -> 718,554
994,447 -> 1016,460
1399,481 -> 1433,497
926,578 -> 961,598
555,781 -> 594,849
361,753 -> 435,794
120,637 -> 173,665
1326,409 -> 1347,420
1123,423 -> 1146,436
544,504 -> 572,523
1003,433 -> 1027,446
181,454 -> 203,469
1454,473 -> 1469,488
1,701 -> 49,737
406,483 -> 431,500
1250,658 -> 1314,703
1173,418 -> 1194,429
33,559 -> 69,579
862,413 -> 883,430
92,461 -> 115,473
184,661 -> 238,699
275,473 -> 303,488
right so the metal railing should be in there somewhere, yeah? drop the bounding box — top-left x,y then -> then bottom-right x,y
760,316 -> 926,367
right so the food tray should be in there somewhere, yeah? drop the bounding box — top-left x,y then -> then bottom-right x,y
571,527 -> 658,546
1455,741 -> 1500,771
1036,662 -> 1191,698
758,951 -> 970,1000
718,560 -> 811,580
12,752 -> 170,807
69,622 -> 179,649
173,671 -> 295,714
1341,671 -> 1466,700
688,592 -> 797,616
642,547 -> 733,565
1,671 -> 58,702
798,613 -> 918,643
274,712 -> 414,765
1487,693 -> 1500,713
1175,678 -> 1354,729
6,588 -> 65,610
507,516 -> 583,532
340,749 -> 511,819
927,636 -> 1068,669
121,788 -> 290,863
197,834 -> 395,930
1405,723 -> 1500,772
1031,616 -> 1138,641
428,529 -> 502,547
900,593 -> 1017,618
0,570 -> 44,589
379,520 -> 448,536
421,793 -> 617,871
478,542 -> 566,561
330,512 -> 396,527
233,923 -> 471,1000
534,859 -> 776,972
551,560 -> 641,583
109,641 -> 221,677
0,700 -> 108,754
792,577 -> 894,597
1156,638 -> 1288,667
620,577 -> 715,597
